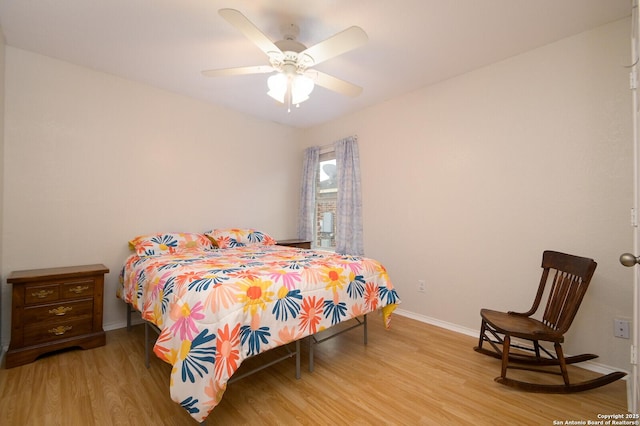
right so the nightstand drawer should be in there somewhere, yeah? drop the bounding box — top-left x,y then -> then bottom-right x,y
24,317 -> 93,345
23,299 -> 93,323
61,280 -> 95,299
24,283 -> 60,304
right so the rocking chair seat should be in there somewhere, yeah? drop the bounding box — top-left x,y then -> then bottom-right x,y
480,309 -> 563,343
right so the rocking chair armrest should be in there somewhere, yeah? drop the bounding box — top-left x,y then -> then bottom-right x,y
506,311 -> 530,317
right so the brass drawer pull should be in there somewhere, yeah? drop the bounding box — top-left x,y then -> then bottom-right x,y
48,325 -> 72,336
69,285 -> 89,294
32,289 -> 54,299
49,306 -> 72,316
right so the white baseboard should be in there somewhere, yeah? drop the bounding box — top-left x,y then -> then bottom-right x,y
393,308 -> 631,378
395,309 -> 634,413
7,310 -> 631,381
104,319 -> 142,332
3,309 -> 633,413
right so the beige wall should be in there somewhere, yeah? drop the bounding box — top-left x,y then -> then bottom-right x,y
1,47 -> 302,338
301,18 -> 634,371
0,18 -> 634,373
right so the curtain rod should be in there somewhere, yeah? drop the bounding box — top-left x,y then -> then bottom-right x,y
317,134 -> 358,150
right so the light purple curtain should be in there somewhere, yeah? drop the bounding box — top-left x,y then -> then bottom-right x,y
297,146 -> 320,242
335,136 -> 363,255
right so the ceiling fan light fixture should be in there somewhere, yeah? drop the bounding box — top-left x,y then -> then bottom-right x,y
267,73 -> 314,106
292,74 -> 314,103
267,72 -> 288,102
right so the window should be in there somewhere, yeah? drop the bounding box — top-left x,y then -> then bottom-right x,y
315,149 -> 337,250
299,136 -> 362,255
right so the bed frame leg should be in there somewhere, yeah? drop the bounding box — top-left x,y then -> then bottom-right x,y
363,314 -> 368,345
127,304 -> 132,331
308,313 -> 368,373
295,339 -> 301,379
144,322 -> 151,369
309,335 -> 315,372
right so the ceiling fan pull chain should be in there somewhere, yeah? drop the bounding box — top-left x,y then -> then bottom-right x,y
286,75 -> 293,112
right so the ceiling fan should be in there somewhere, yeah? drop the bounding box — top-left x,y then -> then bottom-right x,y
202,9 -> 368,111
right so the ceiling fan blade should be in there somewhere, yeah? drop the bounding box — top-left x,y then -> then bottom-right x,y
219,9 -> 281,57
300,26 -> 368,66
310,70 -> 363,97
202,65 -> 274,77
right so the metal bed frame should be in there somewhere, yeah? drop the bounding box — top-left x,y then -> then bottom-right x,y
307,314 -> 368,372
125,304 -> 302,381
125,304 -> 368,424
126,304 -> 367,375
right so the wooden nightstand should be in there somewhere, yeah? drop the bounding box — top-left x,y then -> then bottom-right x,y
6,264 -> 109,368
277,239 -> 312,249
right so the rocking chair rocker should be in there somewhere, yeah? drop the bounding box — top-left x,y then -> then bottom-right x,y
474,250 -> 626,393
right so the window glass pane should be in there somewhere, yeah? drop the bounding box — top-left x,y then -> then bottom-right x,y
318,158 -> 337,191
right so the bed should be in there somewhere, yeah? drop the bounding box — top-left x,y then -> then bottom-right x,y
118,229 -> 400,423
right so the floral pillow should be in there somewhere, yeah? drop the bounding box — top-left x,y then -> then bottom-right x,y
205,228 -> 276,249
128,232 -> 215,256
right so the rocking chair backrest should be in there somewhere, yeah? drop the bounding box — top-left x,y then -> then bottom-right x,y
538,250 -> 597,334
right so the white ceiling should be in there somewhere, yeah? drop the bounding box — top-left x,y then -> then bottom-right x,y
0,0 -> 632,128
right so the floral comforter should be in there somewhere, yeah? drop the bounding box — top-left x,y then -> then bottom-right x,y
118,245 -> 400,422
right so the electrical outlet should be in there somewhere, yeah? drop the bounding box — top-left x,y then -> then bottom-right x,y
417,280 -> 425,293
614,319 -> 630,339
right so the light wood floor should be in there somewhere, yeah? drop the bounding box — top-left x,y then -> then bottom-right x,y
0,314 -> 629,425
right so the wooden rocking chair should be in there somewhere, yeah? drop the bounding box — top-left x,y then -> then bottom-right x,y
474,250 -> 626,393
